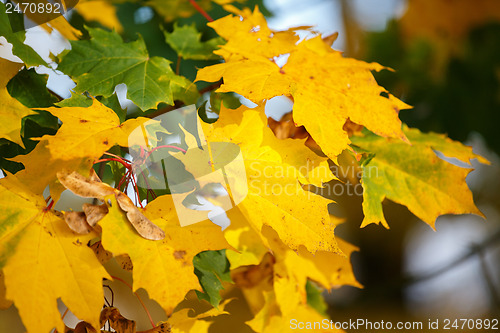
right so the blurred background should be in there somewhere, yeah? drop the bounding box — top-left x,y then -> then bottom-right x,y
1,0 -> 499,332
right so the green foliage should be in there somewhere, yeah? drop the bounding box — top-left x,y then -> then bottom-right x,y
193,250 -> 232,308
0,3 -> 45,67
165,23 -> 224,60
58,27 -> 199,110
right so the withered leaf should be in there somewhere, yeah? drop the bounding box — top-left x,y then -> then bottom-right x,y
58,170 -> 115,199
82,203 -> 108,227
64,211 -> 93,234
57,170 -> 165,240
139,322 -> 171,333
114,192 -> 165,241
100,307 -> 135,333
65,321 -> 97,333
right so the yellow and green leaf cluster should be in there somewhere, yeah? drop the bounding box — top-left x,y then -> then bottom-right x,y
0,3 -> 489,333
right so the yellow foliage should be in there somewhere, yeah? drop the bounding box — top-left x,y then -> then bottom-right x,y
0,176 -> 109,333
196,7 -> 411,161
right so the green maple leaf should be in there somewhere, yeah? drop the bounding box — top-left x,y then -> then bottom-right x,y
58,27 -> 199,111
165,23 -> 224,60
194,250 -> 232,308
0,3 -> 46,67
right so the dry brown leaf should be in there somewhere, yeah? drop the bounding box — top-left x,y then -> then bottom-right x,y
64,211 -> 93,234
100,307 -> 136,333
82,203 -> 109,227
57,170 -> 165,240
114,192 -> 165,241
58,170 -> 115,199
138,322 -> 171,333
65,321 -> 98,333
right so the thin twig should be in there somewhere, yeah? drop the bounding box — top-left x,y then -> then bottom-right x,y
199,80 -> 223,95
187,0 -> 213,21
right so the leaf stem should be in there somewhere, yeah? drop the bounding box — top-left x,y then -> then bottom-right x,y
187,0 -> 213,22
109,275 -> 156,329
199,80 -> 222,95
104,152 -> 132,163
94,158 -> 131,170
145,145 -> 187,159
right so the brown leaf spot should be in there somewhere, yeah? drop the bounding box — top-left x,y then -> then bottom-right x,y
173,250 -> 187,260
79,119 -> 89,123
103,140 -> 109,145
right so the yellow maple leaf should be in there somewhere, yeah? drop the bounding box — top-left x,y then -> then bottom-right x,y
196,7 -> 411,160
224,207 -> 269,268
0,58 -> 36,148
40,15 -> 81,40
247,290 -> 343,332
168,299 -> 229,333
12,100 -> 152,201
76,0 -> 123,33
262,225 -> 360,317
40,99 -> 151,161
0,175 -> 109,333
99,195 -> 230,315
12,140 -> 92,202
201,105 -> 339,254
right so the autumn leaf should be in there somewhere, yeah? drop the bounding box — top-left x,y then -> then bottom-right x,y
12,99 -> 154,201
57,170 -> 165,240
11,139 -> 92,202
99,195 -> 230,314
164,23 -> 224,60
0,175 -> 110,333
167,298 -> 230,333
200,105 -> 339,254
40,99 -> 152,161
262,224 -> 360,317
76,0 -> 123,33
39,14 -> 82,40
196,6 -> 411,160
351,127 -> 488,228
248,291 -> 341,333
0,58 -> 37,148
58,27 -> 199,111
